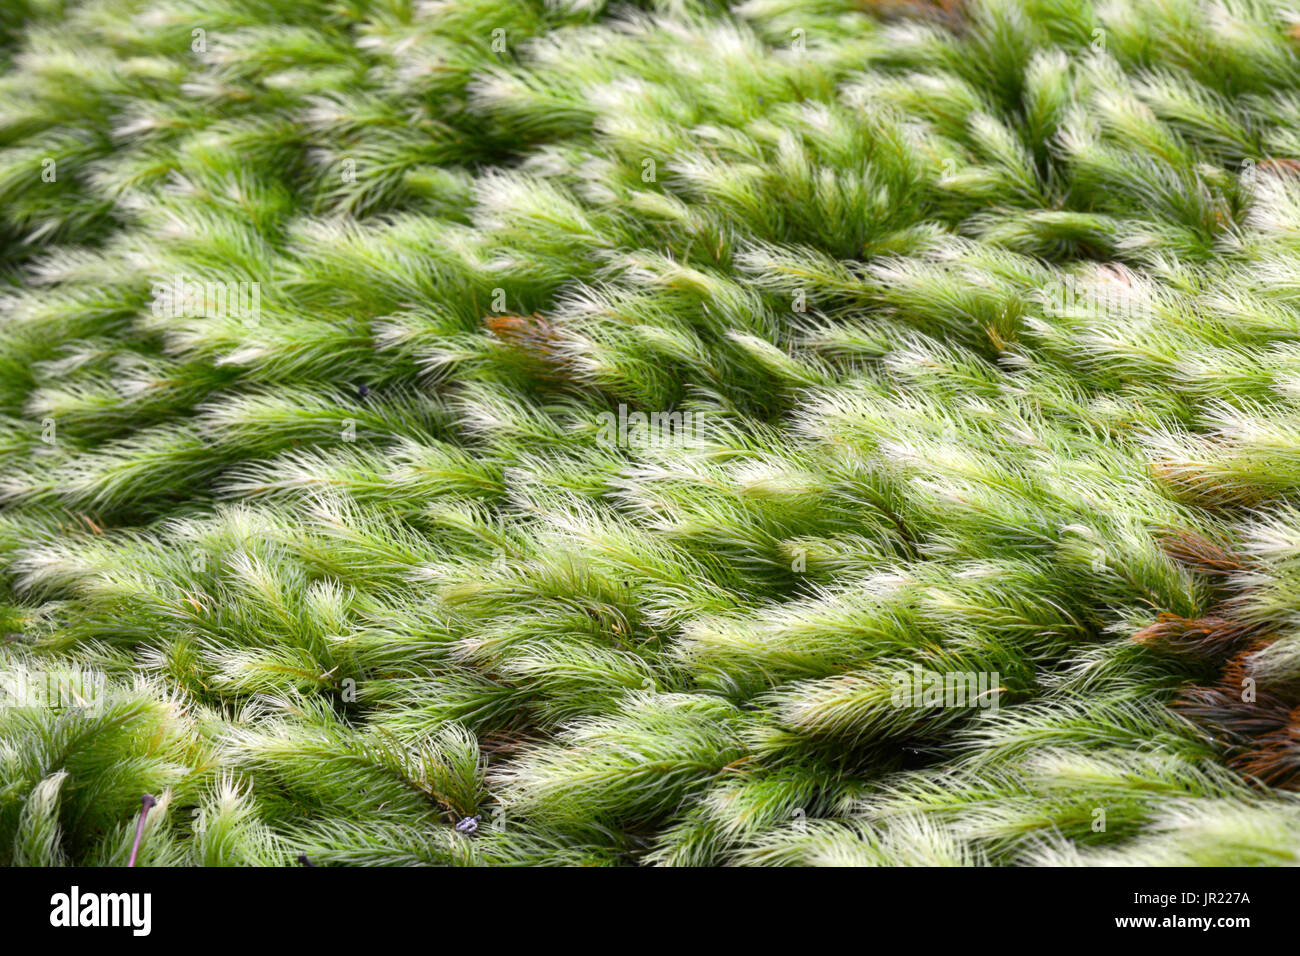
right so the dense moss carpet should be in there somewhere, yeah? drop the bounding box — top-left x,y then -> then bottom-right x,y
4,0 -> 1300,865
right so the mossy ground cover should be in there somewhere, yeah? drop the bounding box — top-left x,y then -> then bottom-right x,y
3,0 -> 1300,866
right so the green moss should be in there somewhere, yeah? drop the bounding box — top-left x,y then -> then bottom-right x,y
4,0 -> 1300,865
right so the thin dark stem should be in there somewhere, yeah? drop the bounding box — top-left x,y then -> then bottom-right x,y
127,794 -> 157,868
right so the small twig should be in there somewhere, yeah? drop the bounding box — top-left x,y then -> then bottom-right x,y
127,794 -> 157,868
